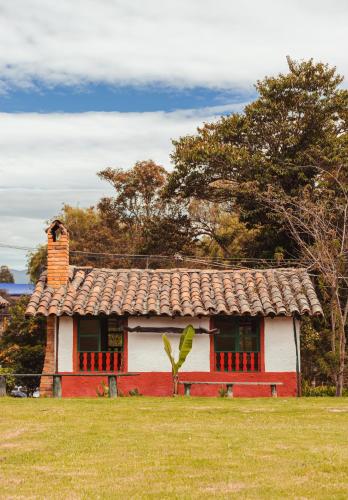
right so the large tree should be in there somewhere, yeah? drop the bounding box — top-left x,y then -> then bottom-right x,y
27,205 -> 131,280
28,161 -> 197,280
98,160 -> 195,257
263,169 -> 348,396
166,58 -> 348,257
188,200 -> 260,260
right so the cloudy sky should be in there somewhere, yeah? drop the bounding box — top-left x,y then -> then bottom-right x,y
0,0 -> 347,271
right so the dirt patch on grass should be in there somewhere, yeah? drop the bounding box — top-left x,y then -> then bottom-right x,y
0,429 -> 25,449
2,429 -> 24,440
1,442 -> 22,449
203,482 -> 247,493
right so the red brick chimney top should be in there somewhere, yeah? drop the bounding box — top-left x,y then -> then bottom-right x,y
46,220 -> 69,289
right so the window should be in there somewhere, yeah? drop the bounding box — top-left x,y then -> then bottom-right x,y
78,317 -> 124,352
213,317 -> 261,372
78,317 -> 125,372
214,317 -> 260,353
78,318 -> 100,352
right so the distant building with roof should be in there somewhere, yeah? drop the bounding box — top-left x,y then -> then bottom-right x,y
0,283 -> 34,297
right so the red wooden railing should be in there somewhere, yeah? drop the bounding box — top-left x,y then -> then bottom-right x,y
215,351 -> 260,372
78,351 -> 123,372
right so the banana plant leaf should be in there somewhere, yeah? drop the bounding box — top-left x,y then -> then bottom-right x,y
175,325 -> 195,372
162,334 -> 175,372
179,325 -> 190,351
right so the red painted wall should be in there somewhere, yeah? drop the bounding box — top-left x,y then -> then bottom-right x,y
61,371 -> 297,397
62,317 -> 296,397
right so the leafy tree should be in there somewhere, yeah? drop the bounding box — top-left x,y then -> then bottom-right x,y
0,296 -> 45,395
0,265 -> 14,283
57,205 -> 129,268
300,316 -> 337,388
27,162 -> 197,278
27,245 -> 47,283
189,200 -> 260,259
167,58 -> 348,257
263,172 -> 348,396
98,160 -> 195,258
27,205 -> 135,279
98,160 -> 168,224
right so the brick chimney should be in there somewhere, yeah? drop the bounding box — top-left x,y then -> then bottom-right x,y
40,220 -> 69,397
46,220 -> 69,288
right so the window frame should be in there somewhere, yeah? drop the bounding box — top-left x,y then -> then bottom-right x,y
213,316 -> 260,353
77,317 -> 125,353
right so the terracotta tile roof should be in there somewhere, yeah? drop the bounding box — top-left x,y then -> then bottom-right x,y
25,266 -> 323,318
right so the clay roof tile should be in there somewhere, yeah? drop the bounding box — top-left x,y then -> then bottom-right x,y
25,266 -> 323,318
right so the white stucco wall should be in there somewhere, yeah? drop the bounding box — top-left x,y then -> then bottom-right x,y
55,314 -> 300,373
57,316 -> 74,372
127,316 -> 210,372
264,317 -> 300,372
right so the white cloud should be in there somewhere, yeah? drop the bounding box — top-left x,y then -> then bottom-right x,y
0,0 -> 347,91
0,104 -> 244,268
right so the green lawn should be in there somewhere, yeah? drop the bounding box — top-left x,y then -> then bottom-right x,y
1,398 -> 348,499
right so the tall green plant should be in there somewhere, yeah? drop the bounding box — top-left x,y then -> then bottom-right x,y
162,325 -> 195,395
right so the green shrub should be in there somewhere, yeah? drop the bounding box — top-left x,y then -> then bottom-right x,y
0,367 -> 15,393
302,380 -> 348,397
96,380 -> 109,397
218,386 -> 228,398
128,388 -> 142,397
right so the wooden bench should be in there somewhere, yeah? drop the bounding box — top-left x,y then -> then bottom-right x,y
179,381 -> 283,398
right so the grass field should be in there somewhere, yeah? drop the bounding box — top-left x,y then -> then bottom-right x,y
1,398 -> 348,499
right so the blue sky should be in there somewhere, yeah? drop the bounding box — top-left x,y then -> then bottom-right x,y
1,84 -> 254,114
0,0 -> 346,271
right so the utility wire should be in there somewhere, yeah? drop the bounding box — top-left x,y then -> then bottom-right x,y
0,241 -> 318,270
0,242 -> 301,263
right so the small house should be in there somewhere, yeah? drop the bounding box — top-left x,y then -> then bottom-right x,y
26,220 -> 323,397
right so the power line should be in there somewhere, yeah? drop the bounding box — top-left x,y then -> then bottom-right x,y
0,243 -> 35,251
0,241 -> 312,269
0,242 -> 300,262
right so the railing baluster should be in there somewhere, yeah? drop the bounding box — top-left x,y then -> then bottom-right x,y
98,352 -> 103,371
220,352 -> 225,371
91,352 -> 95,371
242,352 -> 247,371
250,352 -> 255,371
227,352 -> 232,372
106,352 -> 111,371
236,352 -> 240,371
83,352 -> 88,371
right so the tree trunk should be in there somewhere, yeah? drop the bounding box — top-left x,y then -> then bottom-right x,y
173,373 -> 179,396
335,316 -> 346,397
